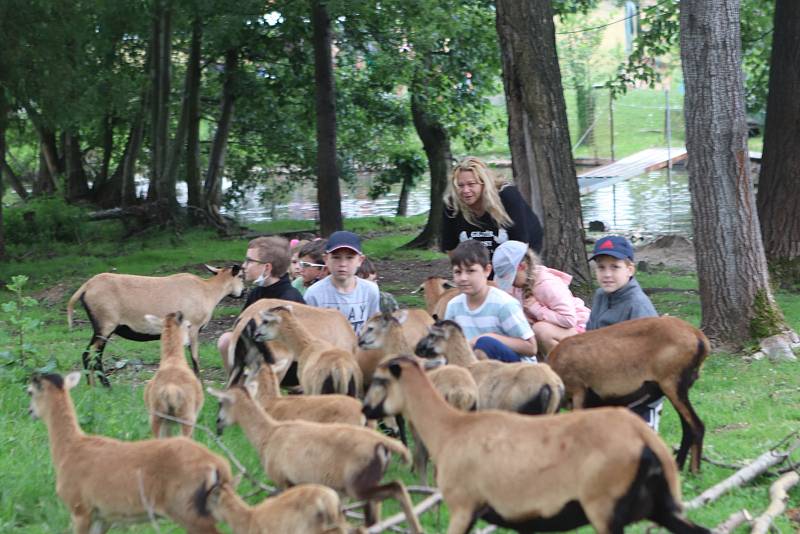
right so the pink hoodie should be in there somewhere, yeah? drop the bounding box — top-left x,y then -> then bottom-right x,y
511,266 -> 590,333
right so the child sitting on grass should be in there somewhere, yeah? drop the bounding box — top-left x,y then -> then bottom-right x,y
492,240 -> 590,356
444,239 -> 537,362
304,231 -> 380,335
587,235 -> 663,430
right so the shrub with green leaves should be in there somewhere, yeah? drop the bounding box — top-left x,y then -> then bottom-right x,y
4,196 -> 90,245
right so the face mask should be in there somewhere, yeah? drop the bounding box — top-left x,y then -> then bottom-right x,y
253,266 -> 269,287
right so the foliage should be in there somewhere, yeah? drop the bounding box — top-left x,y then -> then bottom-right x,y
3,196 -> 91,245
0,275 -> 54,381
749,289 -> 786,340
368,148 -> 427,199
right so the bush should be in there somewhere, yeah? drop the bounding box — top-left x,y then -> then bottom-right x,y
4,196 -> 90,245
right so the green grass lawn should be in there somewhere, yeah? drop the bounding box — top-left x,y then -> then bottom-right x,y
1,219 -> 798,533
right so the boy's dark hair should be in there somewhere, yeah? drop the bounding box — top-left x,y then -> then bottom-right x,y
298,239 -> 326,264
450,240 -> 490,268
248,236 -> 291,276
357,256 -> 376,279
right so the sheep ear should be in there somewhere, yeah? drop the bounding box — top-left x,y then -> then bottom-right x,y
64,372 -> 82,391
443,280 -> 456,289
207,387 -> 234,402
231,265 -> 242,276
388,362 -> 402,378
205,264 -> 220,274
206,468 -> 219,489
432,314 -> 440,322
411,283 -> 424,294
244,376 -> 259,398
144,314 -> 163,329
394,309 -> 408,324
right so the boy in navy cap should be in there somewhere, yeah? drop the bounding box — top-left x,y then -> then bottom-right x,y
304,231 -> 380,335
586,235 -> 662,430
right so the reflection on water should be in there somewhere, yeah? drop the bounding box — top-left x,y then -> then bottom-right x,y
580,167 -> 692,237
153,166 -> 692,237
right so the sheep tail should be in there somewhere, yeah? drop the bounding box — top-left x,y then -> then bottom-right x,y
375,434 -> 412,464
66,280 -> 91,329
158,384 -> 185,417
443,388 -> 478,412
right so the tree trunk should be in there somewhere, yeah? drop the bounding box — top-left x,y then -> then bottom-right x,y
495,0 -> 591,289
204,48 -> 238,227
97,113 -> 114,187
65,133 -> 90,202
0,94 -> 6,259
149,0 -> 173,218
312,0 -> 342,237
98,95 -> 148,208
0,159 -> 29,200
680,0 -> 786,347
756,0 -> 800,288
405,88 -> 451,249
397,174 -> 411,217
186,15 -> 203,222
34,146 -> 57,195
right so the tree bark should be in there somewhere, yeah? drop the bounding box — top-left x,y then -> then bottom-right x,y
65,133 -> 90,202
34,145 -> 57,195
756,0 -> 800,287
312,0 -> 343,237
397,174 -> 411,217
204,48 -> 238,227
0,159 -> 28,200
97,113 -> 114,188
149,0 -> 174,218
495,0 -> 591,289
186,15 -> 203,222
680,0 -> 786,347
0,94 -> 6,259
405,88 -> 451,249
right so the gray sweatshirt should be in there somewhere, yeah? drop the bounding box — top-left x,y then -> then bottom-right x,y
586,277 -> 657,330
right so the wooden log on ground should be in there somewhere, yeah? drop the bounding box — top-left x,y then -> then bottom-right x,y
750,471 -> 800,534
712,509 -> 752,534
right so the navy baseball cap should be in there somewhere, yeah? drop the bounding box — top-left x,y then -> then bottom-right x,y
325,231 -> 363,254
590,235 -> 634,261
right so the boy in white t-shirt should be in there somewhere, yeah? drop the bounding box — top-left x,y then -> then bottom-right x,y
304,231 -> 380,335
444,239 -> 537,362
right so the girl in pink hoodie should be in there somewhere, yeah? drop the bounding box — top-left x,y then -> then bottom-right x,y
492,240 -> 590,355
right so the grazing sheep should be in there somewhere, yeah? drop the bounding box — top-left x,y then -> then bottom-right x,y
197,469 -> 351,534
143,312 -> 204,438
546,316 -> 710,473
415,319 -> 563,414
247,361 -> 367,427
28,371 -> 233,534
249,306 -> 363,397
224,298 -> 357,387
67,265 -> 244,386
363,356 -> 710,534
208,379 -> 422,533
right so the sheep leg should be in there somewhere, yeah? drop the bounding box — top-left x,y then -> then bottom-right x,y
88,518 -> 110,534
189,328 -> 201,377
357,481 -> 423,534
363,500 -> 381,526
87,337 -> 110,388
571,388 -> 587,410
446,507 -> 479,534
150,414 -> 163,438
661,382 -> 705,473
410,424 -> 430,485
71,511 -> 91,534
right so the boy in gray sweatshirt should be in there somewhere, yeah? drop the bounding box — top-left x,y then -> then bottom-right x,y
586,235 -> 663,430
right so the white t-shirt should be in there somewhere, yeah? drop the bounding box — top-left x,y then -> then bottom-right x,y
304,276 -> 380,335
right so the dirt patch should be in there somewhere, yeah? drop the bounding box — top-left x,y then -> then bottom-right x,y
373,257 -> 452,293
634,235 -> 696,273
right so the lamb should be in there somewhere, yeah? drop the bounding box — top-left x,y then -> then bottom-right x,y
208,379 -> 423,533
28,371 -> 233,534
247,360 -> 367,427
67,265 -> 244,386
356,308 -> 434,383
197,468 -> 351,534
546,315 -> 709,473
224,298 -> 357,387
414,276 -> 458,317
248,306 -> 363,397
363,356 -> 710,534
143,312 -> 204,438
357,310 -> 479,482
415,319 -> 563,414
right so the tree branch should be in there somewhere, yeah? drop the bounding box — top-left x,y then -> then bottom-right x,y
750,471 -> 800,534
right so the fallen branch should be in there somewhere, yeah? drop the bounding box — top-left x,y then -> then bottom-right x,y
152,411 -> 275,495
685,439 -> 800,510
712,509 -> 752,534
750,471 -> 800,534
365,491 -> 442,533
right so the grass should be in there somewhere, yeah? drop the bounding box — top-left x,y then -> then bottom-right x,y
1,218 -> 799,533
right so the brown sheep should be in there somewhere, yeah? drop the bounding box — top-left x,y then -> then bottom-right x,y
363,356 -> 710,534
67,265 -> 244,386
546,316 -> 710,473
28,371 -> 233,533
143,312 -> 204,437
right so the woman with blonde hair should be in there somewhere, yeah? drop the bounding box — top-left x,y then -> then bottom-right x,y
492,240 -> 590,356
441,156 -> 543,258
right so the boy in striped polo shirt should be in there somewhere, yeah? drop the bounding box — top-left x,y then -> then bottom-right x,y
444,239 -> 538,362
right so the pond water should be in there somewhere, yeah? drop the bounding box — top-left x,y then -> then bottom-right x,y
165,166 -> 693,237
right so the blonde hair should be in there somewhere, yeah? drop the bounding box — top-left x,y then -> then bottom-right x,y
444,156 -> 513,228
520,248 -> 542,301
